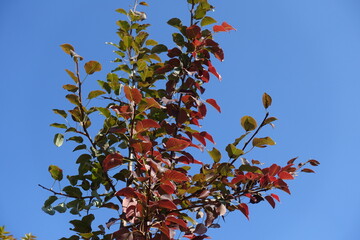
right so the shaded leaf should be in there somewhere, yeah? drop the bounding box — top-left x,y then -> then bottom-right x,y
301,168 -> 315,173
63,84 -> 78,93
238,203 -> 249,220
157,200 -> 177,210
50,123 -> 67,129
151,44 -> 168,54
163,169 -> 189,182
65,69 -> 78,83
265,195 -> 276,208
53,109 -> 67,118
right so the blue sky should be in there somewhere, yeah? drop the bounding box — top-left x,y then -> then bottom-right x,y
1,0 -> 360,239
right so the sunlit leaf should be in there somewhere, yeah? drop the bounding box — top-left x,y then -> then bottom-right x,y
165,138 -> 190,151
241,116 -> 257,131
54,133 -> 64,147
262,93 -> 272,109
84,61 -> 102,74
60,43 -> 74,55
278,171 -> 294,180
102,153 -> 123,171
201,16 -> 217,26
87,90 -> 106,99
208,147 -> 221,163
206,98 -> 221,113
252,137 -> 276,148
48,165 -> 63,181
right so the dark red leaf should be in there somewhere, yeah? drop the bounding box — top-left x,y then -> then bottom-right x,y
238,203 -> 249,220
301,168 -> 315,173
102,153 -> 123,171
192,132 -> 206,146
186,25 -> 201,39
167,47 -> 182,57
308,159 -> 320,166
287,157 -> 298,165
159,180 -> 176,194
265,196 -> 276,208
131,141 -> 152,154
269,164 -> 281,176
206,99 -> 221,113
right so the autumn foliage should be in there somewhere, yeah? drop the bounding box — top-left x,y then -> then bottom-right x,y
42,0 -> 319,239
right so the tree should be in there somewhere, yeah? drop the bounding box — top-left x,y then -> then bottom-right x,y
41,0 -> 319,239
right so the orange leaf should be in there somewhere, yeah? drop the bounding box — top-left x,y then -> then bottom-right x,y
124,85 -> 142,104
222,22 -> 236,31
271,193 -> 280,202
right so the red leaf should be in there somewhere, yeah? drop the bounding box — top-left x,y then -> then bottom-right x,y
157,199 -> 177,210
159,180 -> 176,194
238,203 -> 249,220
201,131 -> 215,144
287,157 -> 298,165
213,22 -> 236,32
231,175 -> 246,185
278,171 -> 295,180
165,138 -> 190,151
207,61 -> 222,80
115,187 -> 138,198
136,119 -> 161,133
192,132 -> 206,146
206,99 -> 221,113
265,196 -> 276,208
124,85 -> 142,104
268,164 -> 281,176
163,169 -> 189,182
198,103 -> 207,118
271,193 -> 280,202
102,153 -> 123,171
131,141 -> 152,154
166,216 -> 188,229
144,97 -> 162,109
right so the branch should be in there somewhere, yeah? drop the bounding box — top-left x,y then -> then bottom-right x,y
38,184 -> 105,199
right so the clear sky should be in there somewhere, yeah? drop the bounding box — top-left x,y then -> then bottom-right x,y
1,0 -> 360,239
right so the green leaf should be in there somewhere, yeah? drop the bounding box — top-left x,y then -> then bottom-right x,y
97,107 -> 111,118
201,16 -> 217,26
42,205 -> 55,215
73,144 -> 87,152
67,136 -> 83,143
252,137 -> 276,148
69,214 -> 94,233
50,123 -> 67,129
167,18 -> 182,28
97,80 -> 111,94
115,8 -> 127,15
225,144 -> 244,159
145,39 -> 158,46
241,116 -> 257,131
44,196 -> 58,207
88,90 -> 106,99
63,84 -> 78,93
151,44 -> 168,54
208,147 -> 221,163
53,203 -> 67,213
63,186 -> 83,198
172,33 -> 185,46
48,165 -> 63,181
53,109 -> 67,118
54,133 -> 64,147
65,94 -> 80,106
84,61 -> 102,75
